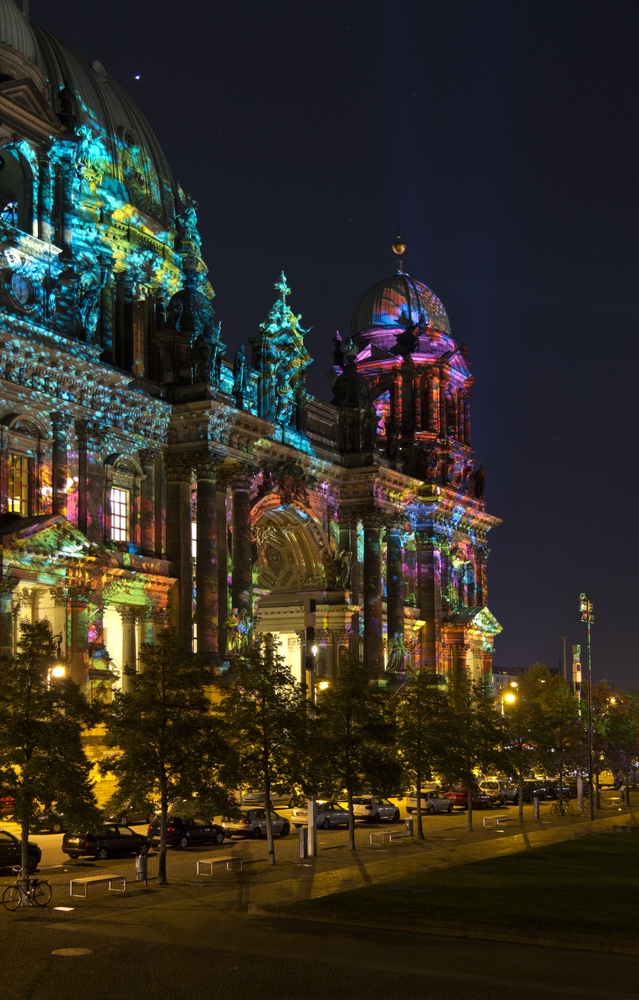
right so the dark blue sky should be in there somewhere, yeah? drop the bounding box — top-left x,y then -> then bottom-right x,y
33,1 -> 639,688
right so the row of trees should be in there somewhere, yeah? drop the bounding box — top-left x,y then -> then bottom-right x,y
1,620 -> 638,885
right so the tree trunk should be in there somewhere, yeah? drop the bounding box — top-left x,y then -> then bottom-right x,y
415,774 -> 424,840
347,787 -> 355,850
20,817 -> 30,902
158,795 -> 168,884
518,774 -> 524,824
265,797 -> 275,866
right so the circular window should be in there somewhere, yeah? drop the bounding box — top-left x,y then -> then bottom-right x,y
7,271 -> 35,309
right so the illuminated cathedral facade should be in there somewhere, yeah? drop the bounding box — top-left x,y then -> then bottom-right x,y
0,0 -> 501,698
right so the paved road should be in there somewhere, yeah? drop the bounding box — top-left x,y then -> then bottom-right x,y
1,902 -> 637,1000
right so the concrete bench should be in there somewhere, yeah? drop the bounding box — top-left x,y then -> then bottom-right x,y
369,830 -> 404,847
482,814 -> 510,828
196,855 -> 243,876
69,874 -> 126,898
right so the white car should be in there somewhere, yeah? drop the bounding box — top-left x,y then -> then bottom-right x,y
351,796 -> 400,823
291,800 -> 349,829
221,808 -> 290,839
406,790 -> 453,814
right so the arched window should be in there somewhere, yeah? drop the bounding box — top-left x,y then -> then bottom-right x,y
0,146 -> 33,234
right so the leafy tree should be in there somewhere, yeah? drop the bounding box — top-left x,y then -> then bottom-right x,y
394,669 -> 448,839
534,667 -> 582,807
221,634 -> 305,866
595,687 -> 639,805
314,659 -> 400,850
0,619 -> 97,890
439,673 -> 502,831
102,627 -> 236,884
501,664 -> 554,822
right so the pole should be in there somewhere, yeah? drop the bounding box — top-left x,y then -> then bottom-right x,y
557,634 -> 568,683
580,594 -> 595,822
306,645 -> 318,857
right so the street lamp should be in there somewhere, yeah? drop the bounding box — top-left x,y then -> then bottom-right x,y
579,593 -> 595,821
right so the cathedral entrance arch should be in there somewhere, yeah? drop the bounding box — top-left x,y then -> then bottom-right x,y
251,500 -> 338,682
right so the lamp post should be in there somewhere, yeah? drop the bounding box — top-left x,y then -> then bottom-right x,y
306,644 -> 318,857
557,634 -> 568,683
579,593 -> 595,821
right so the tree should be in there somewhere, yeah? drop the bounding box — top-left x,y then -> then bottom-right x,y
534,667 -> 582,807
395,669 -> 448,839
501,664 -> 553,822
440,673 -> 502,831
0,619 -> 97,892
221,635 -> 305,866
102,627 -> 236,884
314,659 -> 400,850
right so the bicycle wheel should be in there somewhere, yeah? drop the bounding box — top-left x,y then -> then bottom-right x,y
549,803 -> 558,816
31,881 -> 52,907
2,885 -> 23,911
565,803 -> 574,816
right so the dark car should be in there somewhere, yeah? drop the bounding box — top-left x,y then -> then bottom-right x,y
104,800 -> 157,826
62,824 -> 151,860
0,829 -> 41,872
147,816 -> 225,849
545,780 -> 572,801
34,810 -> 66,833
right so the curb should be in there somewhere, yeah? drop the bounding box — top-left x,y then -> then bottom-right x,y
247,903 -> 639,956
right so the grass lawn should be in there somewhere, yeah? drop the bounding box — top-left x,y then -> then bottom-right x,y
294,834 -> 639,938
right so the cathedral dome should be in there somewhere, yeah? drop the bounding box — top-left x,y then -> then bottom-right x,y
0,0 -> 175,227
351,271 -> 451,338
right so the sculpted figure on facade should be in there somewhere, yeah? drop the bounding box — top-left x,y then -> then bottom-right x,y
387,632 -> 407,672
254,273 -> 311,426
176,186 -> 202,249
232,345 -> 249,406
334,549 -> 353,590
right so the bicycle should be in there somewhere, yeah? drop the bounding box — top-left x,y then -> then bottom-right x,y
2,868 -> 52,911
549,800 -> 574,817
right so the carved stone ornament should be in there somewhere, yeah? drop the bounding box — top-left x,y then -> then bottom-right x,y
257,459 -> 313,508
164,453 -> 194,482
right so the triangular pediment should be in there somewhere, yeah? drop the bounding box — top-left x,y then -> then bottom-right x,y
449,605 -> 502,635
0,514 -> 100,564
0,78 -> 64,139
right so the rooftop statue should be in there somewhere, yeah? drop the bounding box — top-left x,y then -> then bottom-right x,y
176,186 -> 201,250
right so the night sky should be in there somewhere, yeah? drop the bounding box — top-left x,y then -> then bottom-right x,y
30,1 -> 639,688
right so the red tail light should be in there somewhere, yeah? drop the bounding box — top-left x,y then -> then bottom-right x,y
167,825 -> 176,834
241,818 -> 250,824
84,838 -> 92,849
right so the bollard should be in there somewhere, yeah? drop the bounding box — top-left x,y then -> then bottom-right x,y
405,815 -> 414,838
135,854 -> 148,882
532,794 -> 540,820
298,826 -> 308,859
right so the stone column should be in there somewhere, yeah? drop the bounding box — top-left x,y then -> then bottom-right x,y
165,454 -> 193,652
68,586 -> 90,688
416,531 -> 442,672
439,372 -> 448,439
216,481 -> 229,656
139,449 -> 158,557
38,156 -> 53,244
0,574 -> 18,658
51,412 -> 72,518
427,372 -> 440,436
457,390 -> 465,442
118,605 -> 138,693
385,523 -> 404,645
463,391 -> 471,446
362,510 -> 383,679
75,420 -> 104,542
231,472 -> 253,615
338,514 -> 359,661
195,455 -> 220,662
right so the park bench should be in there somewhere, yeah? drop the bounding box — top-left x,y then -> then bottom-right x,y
369,830 -> 404,847
482,814 -> 510,828
196,855 -> 243,876
69,874 -> 126,898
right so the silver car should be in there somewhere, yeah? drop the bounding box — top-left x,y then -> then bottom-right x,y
240,789 -> 296,808
406,790 -> 453,814
291,800 -> 349,829
221,808 -> 290,839
351,796 -> 400,823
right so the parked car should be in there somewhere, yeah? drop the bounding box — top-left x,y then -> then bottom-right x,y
221,808 -> 290,839
105,800 -> 158,826
240,789 -> 297,809
62,824 -> 151,860
406,790 -> 453,814
445,786 -> 493,810
291,800 -> 350,829
147,815 -> 225,849
545,780 -> 572,800
34,810 -> 66,833
351,796 -> 400,823
0,829 -> 41,872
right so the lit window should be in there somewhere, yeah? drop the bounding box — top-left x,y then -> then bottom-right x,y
110,487 -> 130,541
7,453 -> 30,514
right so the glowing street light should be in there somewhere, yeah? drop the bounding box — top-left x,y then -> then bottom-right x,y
580,593 -> 595,821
